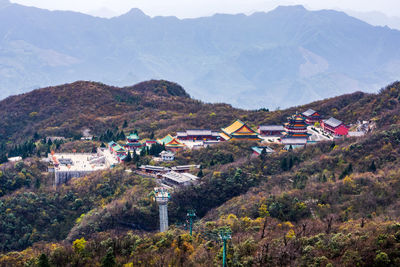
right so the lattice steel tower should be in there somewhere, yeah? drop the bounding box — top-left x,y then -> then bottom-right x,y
154,187 -> 170,232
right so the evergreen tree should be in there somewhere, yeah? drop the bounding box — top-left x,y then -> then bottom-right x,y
339,163 -> 353,180
123,120 -> 128,128
260,148 -> 267,160
348,163 -> 353,173
280,158 -> 288,171
197,168 -> 204,178
100,142 -> 106,148
150,131 -> 155,139
288,156 -> 294,169
133,152 -> 140,163
125,151 -> 132,162
38,253 -> 50,267
0,153 -> 7,164
369,160 -> 377,172
101,247 -> 116,267
34,177 -> 41,189
119,131 -> 126,140
330,141 -> 336,150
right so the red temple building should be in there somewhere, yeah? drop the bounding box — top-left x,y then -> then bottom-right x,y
302,109 -> 321,125
176,129 -> 220,141
321,117 -> 349,136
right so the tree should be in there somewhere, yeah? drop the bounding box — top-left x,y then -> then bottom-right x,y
374,252 -> 390,267
118,131 -> 126,141
288,156 -> 294,169
369,160 -> 377,172
73,237 -> 87,254
281,158 -> 288,171
38,254 -> 50,267
0,153 -> 7,164
260,148 -> 267,161
101,247 -> 116,267
123,120 -> 128,128
125,151 -> 132,162
197,166 -> 204,178
133,152 -> 140,163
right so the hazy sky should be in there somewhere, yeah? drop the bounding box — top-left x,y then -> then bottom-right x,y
10,0 -> 400,19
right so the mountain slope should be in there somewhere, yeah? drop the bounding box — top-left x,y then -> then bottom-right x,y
0,80 -> 263,144
0,82 -> 400,265
1,3 -> 400,108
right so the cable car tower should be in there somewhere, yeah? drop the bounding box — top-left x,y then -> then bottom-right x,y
154,187 -> 170,232
186,209 -> 196,236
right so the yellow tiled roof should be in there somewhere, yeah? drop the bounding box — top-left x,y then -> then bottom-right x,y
222,119 -> 246,135
221,119 -> 260,140
219,132 -> 231,141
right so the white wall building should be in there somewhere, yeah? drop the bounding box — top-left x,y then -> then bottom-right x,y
160,150 -> 175,161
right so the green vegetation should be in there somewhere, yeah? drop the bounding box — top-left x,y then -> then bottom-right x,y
1,81 -> 400,265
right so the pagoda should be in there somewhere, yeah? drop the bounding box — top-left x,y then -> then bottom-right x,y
281,113 -> 309,148
124,133 -> 143,151
220,119 -> 261,141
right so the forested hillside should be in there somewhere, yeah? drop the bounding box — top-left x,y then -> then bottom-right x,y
0,80 -> 255,144
0,81 -> 400,266
0,79 -> 377,145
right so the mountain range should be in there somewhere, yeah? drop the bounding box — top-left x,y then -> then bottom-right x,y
1,1 -> 400,108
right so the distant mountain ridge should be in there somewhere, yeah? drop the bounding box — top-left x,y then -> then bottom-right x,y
1,3 -> 400,108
